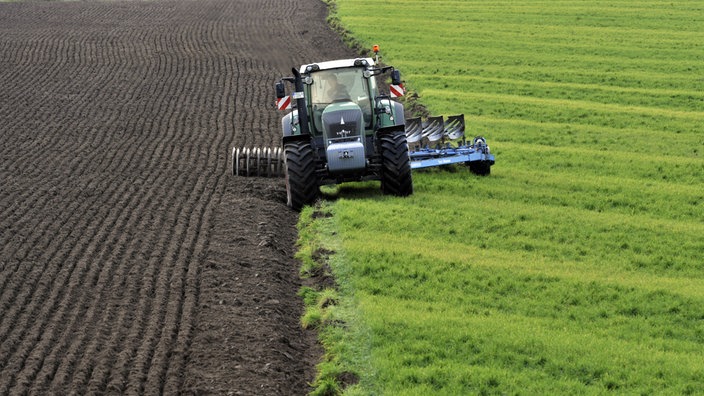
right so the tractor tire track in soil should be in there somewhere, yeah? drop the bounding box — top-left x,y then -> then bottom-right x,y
0,0 -> 355,394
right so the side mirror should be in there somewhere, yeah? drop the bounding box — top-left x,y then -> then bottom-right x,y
275,81 -> 286,99
391,70 -> 402,85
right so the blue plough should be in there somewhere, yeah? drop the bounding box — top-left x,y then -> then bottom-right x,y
404,114 -> 495,175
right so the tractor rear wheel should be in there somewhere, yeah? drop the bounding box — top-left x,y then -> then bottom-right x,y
469,161 -> 491,176
380,131 -> 413,197
284,140 -> 318,210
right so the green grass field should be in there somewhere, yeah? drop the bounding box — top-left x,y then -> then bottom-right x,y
301,1 -> 704,394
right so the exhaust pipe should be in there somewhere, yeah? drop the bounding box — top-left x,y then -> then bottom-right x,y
291,67 -> 310,136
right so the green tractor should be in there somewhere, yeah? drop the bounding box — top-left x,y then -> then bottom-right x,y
234,51 -> 413,210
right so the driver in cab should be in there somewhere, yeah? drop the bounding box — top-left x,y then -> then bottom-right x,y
323,74 -> 350,102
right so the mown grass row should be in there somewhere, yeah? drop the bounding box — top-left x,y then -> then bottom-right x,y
302,0 -> 704,394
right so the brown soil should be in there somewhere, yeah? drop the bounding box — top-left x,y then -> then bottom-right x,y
0,0 -> 355,394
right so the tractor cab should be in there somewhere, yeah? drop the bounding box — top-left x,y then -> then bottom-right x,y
308,66 -> 375,134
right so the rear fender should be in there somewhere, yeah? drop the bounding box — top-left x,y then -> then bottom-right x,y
375,98 -> 405,128
391,101 -> 405,126
281,110 -> 298,137
376,123 -> 405,137
282,133 -> 312,146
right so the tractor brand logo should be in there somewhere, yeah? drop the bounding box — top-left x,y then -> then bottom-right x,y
337,129 -> 351,137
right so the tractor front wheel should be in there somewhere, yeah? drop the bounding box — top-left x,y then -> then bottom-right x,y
380,131 -> 413,197
284,140 -> 318,211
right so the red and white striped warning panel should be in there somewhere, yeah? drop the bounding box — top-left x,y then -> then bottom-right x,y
389,83 -> 404,98
276,96 -> 291,110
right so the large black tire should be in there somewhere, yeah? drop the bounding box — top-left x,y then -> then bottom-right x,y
380,131 -> 413,196
284,140 -> 318,211
469,136 -> 492,176
469,161 -> 491,176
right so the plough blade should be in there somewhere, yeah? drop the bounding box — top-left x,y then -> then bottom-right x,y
404,114 -> 466,146
231,146 -> 285,177
443,115 -> 465,141
405,117 -> 423,145
422,116 -> 445,144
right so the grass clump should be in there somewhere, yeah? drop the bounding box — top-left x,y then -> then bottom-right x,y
296,202 -> 371,395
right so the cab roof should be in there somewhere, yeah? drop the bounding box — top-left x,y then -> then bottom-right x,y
299,58 -> 376,74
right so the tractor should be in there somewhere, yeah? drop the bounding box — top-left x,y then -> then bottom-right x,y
232,47 -> 495,210
235,51 -> 412,210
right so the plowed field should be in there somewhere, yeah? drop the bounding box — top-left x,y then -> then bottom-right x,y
0,0 -> 354,394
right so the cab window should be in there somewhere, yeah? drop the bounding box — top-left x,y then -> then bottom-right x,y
309,68 -> 372,133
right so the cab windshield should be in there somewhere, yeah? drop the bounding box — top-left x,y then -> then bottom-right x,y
309,68 -> 373,133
